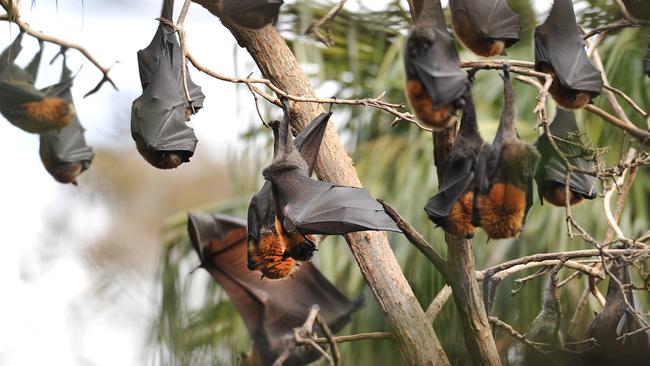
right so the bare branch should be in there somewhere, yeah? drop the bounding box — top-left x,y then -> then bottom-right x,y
603,84 -> 648,118
315,314 -> 340,366
584,104 -> 650,144
305,0 -> 348,47
379,200 -> 449,279
0,0 -> 117,97
614,0 -> 650,25
582,19 -> 639,40
311,332 -> 393,344
489,316 -> 549,348
426,285 -> 453,321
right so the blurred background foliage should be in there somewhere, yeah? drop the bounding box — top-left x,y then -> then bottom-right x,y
149,0 -> 650,364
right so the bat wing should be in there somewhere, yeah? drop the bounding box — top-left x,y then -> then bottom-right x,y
268,169 -> 400,235
293,111 -> 331,176
535,109 -> 596,198
24,41 -> 44,84
39,118 -> 94,164
0,32 -> 24,74
131,26 -> 198,158
405,30 -> 468,108
0,80 -> 44,107
534,0 -> 602,95
425,153 -> 476,222
451,0 -> 521,45
187,212 -> 363,365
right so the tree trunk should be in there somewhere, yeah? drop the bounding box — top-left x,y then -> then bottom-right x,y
192,2 -> 450,364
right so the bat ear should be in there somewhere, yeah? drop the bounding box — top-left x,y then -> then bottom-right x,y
187,212 -> 210,262
294,112 -> 331,175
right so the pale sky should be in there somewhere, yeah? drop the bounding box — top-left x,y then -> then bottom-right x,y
0,1 -> 553,365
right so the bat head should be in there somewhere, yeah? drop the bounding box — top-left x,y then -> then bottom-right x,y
223,0 -> 284,29
282,234 -> 318,262
246,227 -> 298,280
134,137 -> 189,170
43,162 -> 83,185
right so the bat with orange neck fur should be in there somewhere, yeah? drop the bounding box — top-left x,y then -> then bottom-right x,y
247,99 -> 401,279
473,66 -> 540,240
405,0 -> 468,130
448,0 -> 521,57
534,108 -> 596,207
246,108 -> 331,280
188,212 -> 364,365
534,0 -> 602,110
39,51 -> 94,185
425,90 -> 490,238
0,32 -> 76,133
131,0 -> 205,170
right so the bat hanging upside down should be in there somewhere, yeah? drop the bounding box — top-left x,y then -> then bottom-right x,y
39,51 -> 94,186
247,99 -> 400,279
404,0 -> 468,130
425,89 -> 488,238
535,108 -> 596,207
448,0 -> 521,57
187,212 -> 364,365
534,0 -> 602,110
131,0 -> 205,170
0,33 -> 76,134
473,66 -> 540,240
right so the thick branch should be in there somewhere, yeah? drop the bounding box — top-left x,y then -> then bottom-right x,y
408,1 -> 500,362
379,199 -> 450,279
194,4 -> 449,364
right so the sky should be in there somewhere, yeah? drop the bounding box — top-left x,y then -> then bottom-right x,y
0,1 -> 553,365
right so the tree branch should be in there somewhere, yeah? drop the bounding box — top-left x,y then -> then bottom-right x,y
379,199 -> 450,279
305,0 -> 348,47
404,1 -> 500,363
193,4 -> 450,364
0,0 -> 117,97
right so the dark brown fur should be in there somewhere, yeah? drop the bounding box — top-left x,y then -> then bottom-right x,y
537,64 -> 591,109
135,140 -> 184,169
451,10 -> 506,57
542,185 -> 584,207
406,79 -> 456,129
45,162 -> 83,185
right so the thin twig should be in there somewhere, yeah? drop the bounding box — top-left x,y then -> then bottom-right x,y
315,314 -> 340,366
305,0 -> 348,47
173,0 -> 195,112
582,19 -> 638,40
603,85 -> 648,118
312,332 -> 393,344
489,316 -> 550,348
614,0 -> 650,25
0,0 -> 117,97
